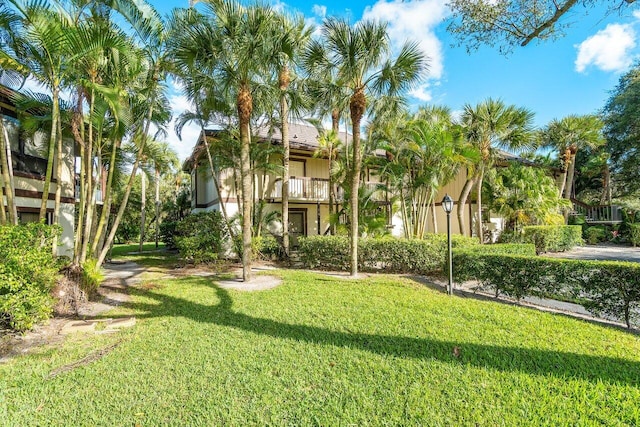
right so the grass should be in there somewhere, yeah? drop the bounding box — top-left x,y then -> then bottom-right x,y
110,242 -> 166,257
1,252 -> 640,425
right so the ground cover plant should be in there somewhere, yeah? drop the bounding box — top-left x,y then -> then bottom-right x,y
1,250 -> 639,425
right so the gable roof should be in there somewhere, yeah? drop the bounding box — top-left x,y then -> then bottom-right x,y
183,122 -> 352,171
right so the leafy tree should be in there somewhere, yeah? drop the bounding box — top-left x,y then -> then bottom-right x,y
485,163 -> 571,232
603,64 -> 640,196
448,0 -> 637,54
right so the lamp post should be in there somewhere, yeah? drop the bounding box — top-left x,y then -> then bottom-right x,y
441,194 -> 454,295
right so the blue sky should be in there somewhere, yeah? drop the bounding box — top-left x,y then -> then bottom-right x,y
152,1 -> 640,160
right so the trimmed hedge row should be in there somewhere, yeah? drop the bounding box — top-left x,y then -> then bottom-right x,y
0,223 -> 61,331
631,224 -> 640,247
299,235 -> 478,274
453,249 -> 640,328
523,225 -> 583,254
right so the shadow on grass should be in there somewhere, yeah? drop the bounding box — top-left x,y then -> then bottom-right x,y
119,279 -> 640,387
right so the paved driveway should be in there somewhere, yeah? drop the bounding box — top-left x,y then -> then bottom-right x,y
545,244 -> 640,262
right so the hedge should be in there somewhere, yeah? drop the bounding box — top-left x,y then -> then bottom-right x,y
630,224 -> 640,247
452,249 -> 640,328
174,212 -> 228,264
299,235 -> 478,274
523,225 -> 583,254
0,223 -> 61,331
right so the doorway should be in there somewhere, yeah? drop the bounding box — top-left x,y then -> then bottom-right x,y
289,209 -> 307,249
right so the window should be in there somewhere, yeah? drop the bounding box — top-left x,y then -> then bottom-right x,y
3,116 -> 48,177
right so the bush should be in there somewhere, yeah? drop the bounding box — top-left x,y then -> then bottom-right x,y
452,250 -> 640,328
523,225 -> 582,254
0,223 -> 61,331
81,258 -> 104,297
630,224 -> 640,247
174,212 -> 228,264
299,234 -> 478,274
585,226 -> 607,245
254,235 -> 282,260
159,221 -> 179,249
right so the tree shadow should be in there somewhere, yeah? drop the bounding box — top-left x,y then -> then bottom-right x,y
120,280 -> 640,387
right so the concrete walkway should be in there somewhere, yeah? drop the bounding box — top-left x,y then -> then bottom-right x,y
544,243 -> 640,262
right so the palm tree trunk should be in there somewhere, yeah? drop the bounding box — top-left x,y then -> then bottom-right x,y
139,171 -> 146,252
329,109 -> 340,235
80,87 -> 96,264
52,114 -> 63,254
458,175 -> 475,237
558,168 -> 568,198
350,89 -> 365,277
72,93 -> 86,264
0,117 -> 17,224
564,154 -> 576,200
238,84 -> 253,282
97,88 -> 156,267
476,166 -> 485,243
155,167 -> 160,248
91,138 -> 120,256
431,198 -> 438,234
40,86 -> 60,221
280,70 -> 290,257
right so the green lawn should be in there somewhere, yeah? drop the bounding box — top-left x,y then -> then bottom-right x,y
1,252 -> 639,425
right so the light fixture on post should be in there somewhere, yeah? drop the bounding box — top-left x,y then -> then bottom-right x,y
441,194 -> 454,295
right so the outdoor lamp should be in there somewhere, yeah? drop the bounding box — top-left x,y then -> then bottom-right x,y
442,194 -> 454,214
441,194 -> 454,295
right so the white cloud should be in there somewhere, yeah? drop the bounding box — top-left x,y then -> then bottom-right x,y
164,80 -> 201,162
575,23 -> 636,73
409,85 -> 433,102
361,0 -> 449,103
312,4 -> 327,18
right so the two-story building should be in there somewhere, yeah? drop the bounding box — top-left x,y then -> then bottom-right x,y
183,122 -> 478,245
0,86 -> 75,257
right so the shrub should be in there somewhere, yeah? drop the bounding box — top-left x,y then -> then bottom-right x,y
81,258 -> 104,297
159,221 -> 179,249
585,226 -> 607,245
630,224 -> 640,247
254,235 -> 282,260
523,225 -> 582,254
452,250 -> 640,328
174,212 -> 228,264
299,234 -> 478,274
0,223 -> 61,331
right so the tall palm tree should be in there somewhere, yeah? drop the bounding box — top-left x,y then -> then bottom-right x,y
188,0 -> 276,282
268,12 -> 310,257
3,0 -> 72,221
97,2 -> 169,267
321,17 -> 427,276
540,114 -> 604,201
460,98 -> 535,241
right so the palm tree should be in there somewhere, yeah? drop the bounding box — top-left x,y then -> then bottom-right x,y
459,98 -> 534,241
321,17 -> 427,276
268,12 -> 310,257
97,3 -> 169,267
187,0 -> 276,282
302,38 -> 350,235
3,0 -> 72,221
540,114 -> 604,202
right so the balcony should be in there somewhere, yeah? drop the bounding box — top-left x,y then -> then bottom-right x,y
269,177 -> 387,203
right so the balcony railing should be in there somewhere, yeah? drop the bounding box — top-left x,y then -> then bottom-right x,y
269,177 -> 387,203
270,177 -> 334,201
571,198 -> 622,224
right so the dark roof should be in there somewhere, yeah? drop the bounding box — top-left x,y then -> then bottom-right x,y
183,122 -> 353,171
